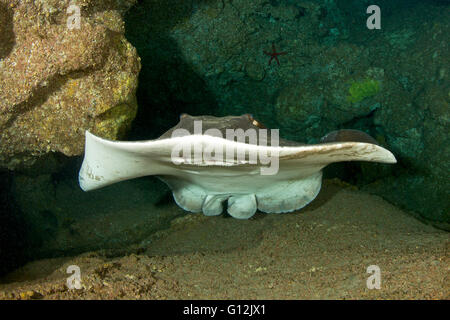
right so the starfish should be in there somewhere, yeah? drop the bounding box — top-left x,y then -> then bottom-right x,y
264,43 -> 287,66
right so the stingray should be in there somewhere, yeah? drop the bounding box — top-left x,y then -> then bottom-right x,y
79,114 -> 396,219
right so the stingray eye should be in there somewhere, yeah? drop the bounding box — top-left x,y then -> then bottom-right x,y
246,114 -> 266,129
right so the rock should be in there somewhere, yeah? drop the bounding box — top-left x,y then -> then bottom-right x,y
274,47 -> 383,143
363,4 -> 450,227
0,0 -> 140,170
19,290 -> 42,300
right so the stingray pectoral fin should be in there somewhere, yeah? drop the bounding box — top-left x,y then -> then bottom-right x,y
157,176 -> 207,213
171,185 -> 206,213
202,194 -> 228,216
279,142 -> 397,164
227,194 -> 257,219
256,171 -> 323,213
79,131 -> 170,191
254,142 -> 394,214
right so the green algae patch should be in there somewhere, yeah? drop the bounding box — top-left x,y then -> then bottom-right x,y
347,79 -> 381,103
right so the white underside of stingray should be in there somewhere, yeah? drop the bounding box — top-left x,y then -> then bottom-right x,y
79,130 -> 396,219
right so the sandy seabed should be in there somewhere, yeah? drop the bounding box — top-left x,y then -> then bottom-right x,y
0,182 -> 448,300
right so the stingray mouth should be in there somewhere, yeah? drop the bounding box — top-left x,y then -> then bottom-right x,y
167,171 -> 324,220
174,191 -> 260,220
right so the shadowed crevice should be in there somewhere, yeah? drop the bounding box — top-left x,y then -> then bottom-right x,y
0,1 -> 15,59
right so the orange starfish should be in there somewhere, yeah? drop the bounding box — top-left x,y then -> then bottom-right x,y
264,43 -> 287,66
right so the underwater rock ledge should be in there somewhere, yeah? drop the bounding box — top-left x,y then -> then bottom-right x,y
0,0 -> 141,170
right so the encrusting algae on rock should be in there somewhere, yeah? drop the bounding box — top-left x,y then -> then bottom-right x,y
0,0 -> 141,170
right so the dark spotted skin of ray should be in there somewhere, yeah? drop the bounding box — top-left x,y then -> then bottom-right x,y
158,114 -> 378,147
320,129 -> 379,145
